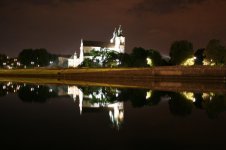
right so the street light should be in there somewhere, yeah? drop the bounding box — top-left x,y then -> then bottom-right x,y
31,61 -> 34,68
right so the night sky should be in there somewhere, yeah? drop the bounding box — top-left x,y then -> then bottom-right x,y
1,0 -> 226,57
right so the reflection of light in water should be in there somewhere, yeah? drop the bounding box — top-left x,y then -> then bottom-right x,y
93,89 -> 105,100
3,85 -> 6,89
30,88 -> 34,91
116,93 -> 118,97
116,89 -> 120,98
89,89 -> 108,100
146,90 -> 152,99
181,92 -> 195,102
7,82 -> 11,87
16,85 -> 20,90
202,93 -> 215,101
108,102 -> 124,129
49,89 -> 53,93
182,92 -> 216,102
88,94 -> 92,99
67,86 -> 124,129
67,86 -> 83,114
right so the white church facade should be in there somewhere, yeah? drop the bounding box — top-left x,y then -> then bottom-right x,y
68,25 -> 125,67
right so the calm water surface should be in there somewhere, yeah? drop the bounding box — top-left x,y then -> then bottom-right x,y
0,82 -> 226,149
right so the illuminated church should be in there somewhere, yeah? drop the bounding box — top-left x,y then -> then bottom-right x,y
68,25 -> 125,67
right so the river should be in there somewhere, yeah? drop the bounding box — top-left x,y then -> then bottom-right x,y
0,82 -> 226,149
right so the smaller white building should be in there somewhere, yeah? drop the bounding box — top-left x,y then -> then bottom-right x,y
68,39 -> 84,67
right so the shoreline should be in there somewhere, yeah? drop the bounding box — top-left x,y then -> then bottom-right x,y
0,66 -> 226,92
0,66 -> 225,81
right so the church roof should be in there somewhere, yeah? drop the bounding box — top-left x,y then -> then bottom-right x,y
83,40 -> 115,48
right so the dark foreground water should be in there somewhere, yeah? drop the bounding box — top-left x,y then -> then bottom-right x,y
0,82 -> 226,149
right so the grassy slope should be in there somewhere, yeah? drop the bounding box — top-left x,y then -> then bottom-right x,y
0,67 -> 226,92
0,66 -> 225,77
0,68 -> 143,75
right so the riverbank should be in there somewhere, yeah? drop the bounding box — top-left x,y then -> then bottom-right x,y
0,66 -> 225,82
0,66 -> 226,92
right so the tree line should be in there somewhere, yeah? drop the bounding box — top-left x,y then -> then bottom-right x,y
0,48 -> 58,68
170,39 -> 226,66
0,39 -> 225,68
18,48 -> 58,68
80,47 -> 163,67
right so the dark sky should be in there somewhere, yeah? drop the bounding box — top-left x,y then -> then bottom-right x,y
1,0 -> 226,57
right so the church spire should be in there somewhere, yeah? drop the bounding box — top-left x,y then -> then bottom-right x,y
117,25 -> 123,36
110,28 -> 117,43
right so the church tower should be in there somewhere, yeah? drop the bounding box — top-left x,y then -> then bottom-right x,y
79,39 -> 84,63
110,25 -> 125,53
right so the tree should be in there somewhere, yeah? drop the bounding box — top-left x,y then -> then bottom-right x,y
102,50 -> 119,67
82,49 -> 120,67
80,58 -> 92,67
129,47 -> 163,67
18,49 -> 34,67
118,53 -> 132,67
169,40 -> 194,65
18,48 -> 57,67
194,48 -> 205,65
205,39 -> 226,65
34,49 -> 50,67
80,58 -> 100,67
146,49 -> 162,66
81,47 -> 164,67
0,54 -> 7,68
130,47 -> 148,67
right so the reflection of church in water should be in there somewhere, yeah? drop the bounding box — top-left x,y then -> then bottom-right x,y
66,86 -> 124,128
1,82 -> 224,128
0,82 -> 124,128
